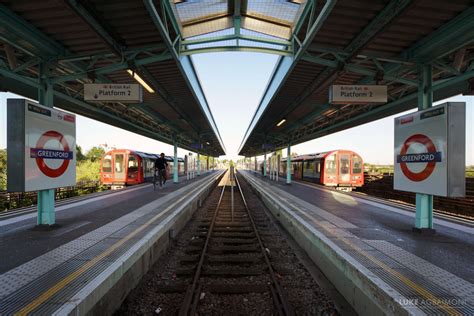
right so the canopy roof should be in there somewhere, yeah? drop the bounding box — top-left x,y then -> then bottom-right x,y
238,0 -> 474,156
0,0 -> 226,156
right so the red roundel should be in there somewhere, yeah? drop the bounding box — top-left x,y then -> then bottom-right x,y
35,131 -> 70,178
399,134 -> 437,182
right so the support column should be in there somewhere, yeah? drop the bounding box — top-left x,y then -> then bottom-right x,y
173,140 -> 178,183
263,152 -> 267,177
37,62 -> 55,226
287,144 -> 291,184
415,64 -> 434,231
197,152 -> 201,176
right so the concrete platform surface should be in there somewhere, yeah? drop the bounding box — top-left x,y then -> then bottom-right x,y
0,170 -> 224,315
241,170 -> 474,315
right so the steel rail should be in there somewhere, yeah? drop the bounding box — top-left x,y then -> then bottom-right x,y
179,174 -> 227,316
234,170 -> 294,316
179,169 -> 294,315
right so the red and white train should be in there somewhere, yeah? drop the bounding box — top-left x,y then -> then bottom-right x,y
273,150 -> 364,189
100,149 -> 185,188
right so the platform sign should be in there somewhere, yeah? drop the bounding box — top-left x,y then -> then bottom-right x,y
7,99 -> 76,192
394,102 -> 465,197
84,83 -> 143,103
329,85 -> 387,104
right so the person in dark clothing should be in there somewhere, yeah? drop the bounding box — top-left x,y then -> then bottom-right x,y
154,153 -> 168,187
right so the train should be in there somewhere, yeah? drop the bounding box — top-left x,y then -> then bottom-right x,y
256,150 -> 363,190
100,149 -> 185,189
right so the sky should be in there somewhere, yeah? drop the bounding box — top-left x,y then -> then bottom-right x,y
0,52 -> 473,165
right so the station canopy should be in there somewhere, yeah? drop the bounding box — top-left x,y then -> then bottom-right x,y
238,0 -> 474,156
0,0 -> 226,156
1,1 -> 473,158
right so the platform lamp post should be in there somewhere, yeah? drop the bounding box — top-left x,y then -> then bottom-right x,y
173,138 -> 178,184
37,62 -> 56,226
286,144 -> 291,184
415,64 -> 434,231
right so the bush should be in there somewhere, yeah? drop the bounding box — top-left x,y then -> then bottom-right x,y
76,159 -> 101,182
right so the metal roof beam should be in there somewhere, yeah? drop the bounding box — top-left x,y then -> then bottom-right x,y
402,7 -> 474,62
144,0 -> 226,155
272,0 -> 413,122
301,54 -> 418,86
238,0 -> 336,155
0,4 -> 66,57
63,0 -> 124,56
51,51 -> 173,83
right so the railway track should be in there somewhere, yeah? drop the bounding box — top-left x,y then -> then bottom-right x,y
118,169 -> 337,315
179,168 -> 293,315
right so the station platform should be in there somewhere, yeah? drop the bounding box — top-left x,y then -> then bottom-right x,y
240,170 -> 474,315
0,170 -> 225,315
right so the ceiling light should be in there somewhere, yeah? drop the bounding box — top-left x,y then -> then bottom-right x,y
276,119 -> 286,127
206,141 -> 210,145
127,69 -> 155,93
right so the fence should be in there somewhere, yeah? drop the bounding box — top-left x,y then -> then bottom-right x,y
357,175 -> 474,218
0,181 -> 105,211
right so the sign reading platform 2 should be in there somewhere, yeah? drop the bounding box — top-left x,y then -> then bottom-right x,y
329,85 -> 387,104
7,99 -> 76,192
394,102 -> 465,197
84,83 -> 143,103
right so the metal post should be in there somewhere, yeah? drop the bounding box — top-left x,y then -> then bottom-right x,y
415,64 -> 434,231
197,152 -> 201,176
287,144 -> 291,184
173,140 -> 178,183
230,166 -> 234,222
37,62 -> 56,226
263,152 -> 267,177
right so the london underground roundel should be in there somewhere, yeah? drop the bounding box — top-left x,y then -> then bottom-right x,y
30,131 -> 73,178
397,134 -> 440,182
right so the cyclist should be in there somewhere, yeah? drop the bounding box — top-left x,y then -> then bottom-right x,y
154,153 -> 168,187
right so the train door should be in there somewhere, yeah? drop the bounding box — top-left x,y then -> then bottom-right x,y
127,154 -> 139,183
339,153 -> 351,184
114,152 -> 126,182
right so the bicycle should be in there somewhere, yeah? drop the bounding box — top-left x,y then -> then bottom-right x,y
153,168 -> 166,190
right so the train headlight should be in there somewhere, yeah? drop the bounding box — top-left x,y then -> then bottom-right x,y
353,175 -> 361,180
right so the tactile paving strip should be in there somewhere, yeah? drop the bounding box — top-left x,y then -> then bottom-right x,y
365,240 -> 474,304
0,172 -> 222,314
244,173 -> 474,315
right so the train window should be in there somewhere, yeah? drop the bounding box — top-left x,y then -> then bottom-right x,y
325,154 -> 337,174
315,161 -> 321,177
128,155 -> 138,172
303,161 -> 316,178
103,155 -> 112,172
340,154 -> 350,174
352,155 -> 362,174
115,154 -> 124,174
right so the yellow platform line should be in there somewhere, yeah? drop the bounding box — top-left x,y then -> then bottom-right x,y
247,174 -> 461,316
15,178 -> 210,316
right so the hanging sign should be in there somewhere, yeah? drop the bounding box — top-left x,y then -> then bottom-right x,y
84,83 -> 143,103
394,102 -> 466,197
329,85 -> 387,104
7,99 -> 77,192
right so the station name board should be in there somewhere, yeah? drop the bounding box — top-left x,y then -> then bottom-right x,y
329,85 -> 387,104
84,83 -> 143,103
7,99 -> 77,192
394,102 -> 466,197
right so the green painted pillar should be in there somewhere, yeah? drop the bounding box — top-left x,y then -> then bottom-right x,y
37,62 -> 56,226
173,140 -> 178,183
197,152 -> 201,176
415,64 -> 434,230
287,144 -> 291,184
263,152 -> 267,177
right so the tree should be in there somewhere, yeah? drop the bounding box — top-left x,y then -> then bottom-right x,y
76,145 -> 86,162
0,149 -> 6,190
85,146 -> 105,162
